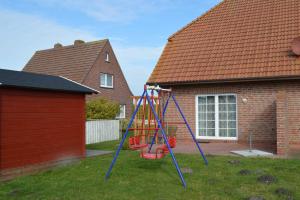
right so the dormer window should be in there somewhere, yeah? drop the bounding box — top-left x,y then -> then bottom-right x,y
105,52 -> 110,62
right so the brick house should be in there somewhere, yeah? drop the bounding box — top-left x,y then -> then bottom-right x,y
23,39 -> 132,118
148,0 -> 300,155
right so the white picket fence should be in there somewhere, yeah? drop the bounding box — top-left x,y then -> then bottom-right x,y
86,120 -> 120,144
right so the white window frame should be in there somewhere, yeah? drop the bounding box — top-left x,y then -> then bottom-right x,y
116,105 -> 126,119
195,94 -> 238,140
100,73 -> 113,88
105,52 -> 110,62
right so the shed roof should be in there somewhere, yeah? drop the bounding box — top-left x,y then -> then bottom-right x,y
148,0 -> 300,85
0,68 -> 98,94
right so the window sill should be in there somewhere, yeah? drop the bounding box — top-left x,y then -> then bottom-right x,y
197,136 -> 237,140
100,85 -> 113,89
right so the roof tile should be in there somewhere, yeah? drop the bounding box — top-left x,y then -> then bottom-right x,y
23,40 -> 107,83
148,0 -> 300,84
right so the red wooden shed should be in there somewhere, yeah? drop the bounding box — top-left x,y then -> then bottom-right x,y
0,69 -> 97,179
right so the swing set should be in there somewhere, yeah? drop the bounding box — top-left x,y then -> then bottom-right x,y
105,85 -> 208,188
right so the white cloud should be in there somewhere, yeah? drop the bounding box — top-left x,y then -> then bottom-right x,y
0,8 -> 162,94
0,9 -> 97,70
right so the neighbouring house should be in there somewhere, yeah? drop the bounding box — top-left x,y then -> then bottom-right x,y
148,0 -> 300,156
0,69 -> 97,179
23,39 -> 132,119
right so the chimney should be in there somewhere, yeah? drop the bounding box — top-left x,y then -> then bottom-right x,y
54,43 -> 63,48
74,40 -> 85,46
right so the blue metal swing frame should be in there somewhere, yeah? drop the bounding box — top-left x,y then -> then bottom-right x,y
105,85 -> 208,188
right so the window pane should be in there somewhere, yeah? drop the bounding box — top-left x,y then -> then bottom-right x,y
207,129 -> 215,136
228,121 -> 236,128
107,75 -> 113,87
199,121 -> 206,129
120,105 -> 125,118
199,104 -> 206,112
198,97 -> 206,104
219,129 -> 227,137
100,74 -> 106,86
219,96 -> 226,103
219,121 -> 227,129
228,95 -> 236,103
219,104 -> 227,111
207,121 -> 215,128
198,112 -> 206,120
207,104 -> 214,112
105,53 -> 110,62
207,96 -> 214,104
199,129 -> 206,136
207,113 -> 215,120
228,112 -> 236,120
228,129 -> 236,137
228,104 -> 236,111
219,112 -> 227,120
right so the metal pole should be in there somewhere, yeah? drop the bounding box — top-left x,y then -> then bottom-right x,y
148,94 -> 171,153
249,133 -> 253,152
145,92 -> 187,188
172,95 -> 208,165
105,90 -> 146,180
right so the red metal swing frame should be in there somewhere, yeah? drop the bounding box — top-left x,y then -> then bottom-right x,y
129,90 -> 178,159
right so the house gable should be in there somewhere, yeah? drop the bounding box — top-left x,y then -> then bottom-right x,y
82,41 -> 133,117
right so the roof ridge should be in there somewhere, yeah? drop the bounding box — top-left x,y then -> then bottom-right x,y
168,0 -> 226,41
36,39 -> 108,52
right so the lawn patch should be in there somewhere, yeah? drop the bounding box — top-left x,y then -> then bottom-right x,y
257,175 -> 277,184
228,159 -> 241,165
275,187 -> 293,199
0,140 -> 299,200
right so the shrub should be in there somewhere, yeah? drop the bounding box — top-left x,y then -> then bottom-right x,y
120,119 -> 130,132
86,99 -> 120,120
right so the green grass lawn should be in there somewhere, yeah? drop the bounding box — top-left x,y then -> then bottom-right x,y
0,141 -> 299,200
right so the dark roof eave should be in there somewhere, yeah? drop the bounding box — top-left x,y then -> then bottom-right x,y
0,84 -> 97,94
147,75 -> 300,86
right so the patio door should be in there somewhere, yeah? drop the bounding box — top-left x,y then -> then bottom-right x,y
196,94 -> 237,140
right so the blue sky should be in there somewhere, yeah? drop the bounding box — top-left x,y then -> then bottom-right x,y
0,0 -> 221,95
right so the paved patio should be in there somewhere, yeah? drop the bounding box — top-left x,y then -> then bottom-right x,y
172,141 -> 276,155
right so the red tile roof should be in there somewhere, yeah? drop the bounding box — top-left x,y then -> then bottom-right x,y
148,0 -> 300,85
23,40 -> 108,83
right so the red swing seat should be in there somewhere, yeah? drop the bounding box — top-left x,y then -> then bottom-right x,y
140,145 -> 168,160
139,136 -> 177,160
129,136 -> 148,150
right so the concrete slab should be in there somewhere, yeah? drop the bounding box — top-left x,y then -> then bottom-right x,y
86,150 -> 112,157
231,149 -> 274,157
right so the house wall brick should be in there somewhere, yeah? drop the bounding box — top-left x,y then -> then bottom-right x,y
0,88 -> 86,170
162,80 -> 300,154
83,41 -> 132,118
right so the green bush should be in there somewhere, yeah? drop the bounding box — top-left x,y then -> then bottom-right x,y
120,119 -> 130,131
86,99 -> 120,120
